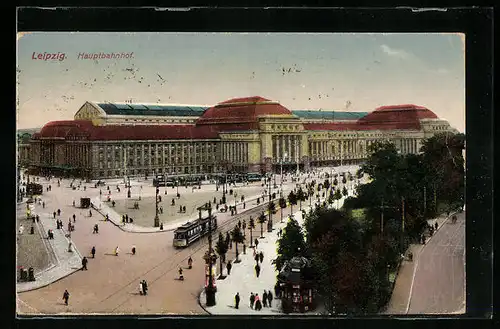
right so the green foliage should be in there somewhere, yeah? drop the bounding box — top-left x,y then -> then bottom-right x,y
342,176 -> 347,184
342,186 -> 348,197
334,188 -> 342,201
279,197 -> 287,209
333,178 -> 338,186
275,216 -> 307,272
215,232 -> 228,274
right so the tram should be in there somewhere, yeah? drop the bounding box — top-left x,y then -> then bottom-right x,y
247,172 -> 263,182
173,215 -> 217,248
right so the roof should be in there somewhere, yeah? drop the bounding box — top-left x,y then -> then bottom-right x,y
357,104 -> 438,130
292,110 -> 368,120
35,120 -> 259,141
196,96 -> 293,125
96,102 -> 208,117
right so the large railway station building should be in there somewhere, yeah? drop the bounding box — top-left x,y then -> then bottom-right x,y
18,96 -> 457,179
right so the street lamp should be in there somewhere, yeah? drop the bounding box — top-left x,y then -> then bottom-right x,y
201,203 -> 217,306
281,152 -> 287,191
267,178 -> 273,232
154,187 -> 160,227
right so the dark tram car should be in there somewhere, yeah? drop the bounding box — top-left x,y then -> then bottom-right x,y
173,215 -> 217,248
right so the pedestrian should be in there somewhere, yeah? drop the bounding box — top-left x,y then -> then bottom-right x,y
263,291 -> 268,307
89,209 -> 92,217
82,257 -> 88,270
274,283 -> 280,299
62,290 -> 70,306
235,292 -> 240,309
53,211 -> 56,219
72,200 -> 75,207
132,245 -> 136,255
36,215 -> 40,223
142,280 -> 148,295
139,281 -> 144,295
255,263 -> 261,278
254,294 -> 262,311
226,261 -> 232,275
250,292 -> 255,309
42,201 -> 45,208
243,244 -> 246,255
73,214 -> 76,222
188,256 -> 193,269
267,290 -> 273,307
254,238 -> 259,249
115,246 -> 119,256
57,209 -> 61,216
94,224 -> 99,234
254,253 -> 259,264
259,251 -> 264,263
435,222 -> 438,230
91,246 -> 96,258
178,267 -> 184,280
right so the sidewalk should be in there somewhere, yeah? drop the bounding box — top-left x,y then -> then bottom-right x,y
198,183 -> 356,315
384,212 -> 456,314
17,209 -> 83,293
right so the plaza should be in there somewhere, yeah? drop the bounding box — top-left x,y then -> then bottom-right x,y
17,165 -> 359,314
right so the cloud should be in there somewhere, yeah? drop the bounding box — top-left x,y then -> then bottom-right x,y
380,44 -> 411,59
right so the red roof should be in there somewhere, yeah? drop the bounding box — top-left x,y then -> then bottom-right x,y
356,104 -> 438,130
35,120 -> 259,141
197,96 -> 292,125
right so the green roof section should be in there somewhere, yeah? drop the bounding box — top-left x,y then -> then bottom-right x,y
97,103 -> 209,117
292,110 -> 368,120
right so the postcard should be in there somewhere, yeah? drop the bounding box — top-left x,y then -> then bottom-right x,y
16,32 -> 465,316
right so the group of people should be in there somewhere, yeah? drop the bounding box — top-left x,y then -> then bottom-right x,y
240,290 -> 273,310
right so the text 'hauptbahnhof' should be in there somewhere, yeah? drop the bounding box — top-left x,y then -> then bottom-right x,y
18,96 -> 457,180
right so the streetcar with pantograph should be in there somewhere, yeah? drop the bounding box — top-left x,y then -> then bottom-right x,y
173,214 -> 217,248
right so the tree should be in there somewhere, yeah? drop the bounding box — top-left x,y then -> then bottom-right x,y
248,216 -> 255,247
323,179 -> 331,191
258,212 -> 267,238
214,232 -> 228,279
279,197 -> 287,223
275,216 -> 307,271
333,178 -> 338,186
231,225 -> 245,262
288,190 -> 298,214
334,188 -> 342,209
342,186 -> 348,197
296,188 -> 306,210
305,208 -> 364,314
342,176 -> 347,184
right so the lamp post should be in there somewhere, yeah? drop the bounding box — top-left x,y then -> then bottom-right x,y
267,176 -> 273,232
202,203 -> 217,306
154,187 -> 160,227
281,152 -> 287,191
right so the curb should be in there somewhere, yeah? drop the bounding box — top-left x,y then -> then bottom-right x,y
17,212 -> 84,293
197,288 -> 211,315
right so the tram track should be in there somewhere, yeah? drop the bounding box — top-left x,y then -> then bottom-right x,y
93,201 -> 273,313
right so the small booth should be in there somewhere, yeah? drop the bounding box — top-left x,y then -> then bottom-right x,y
80,197 -> 91,208
277,256 -> 316,313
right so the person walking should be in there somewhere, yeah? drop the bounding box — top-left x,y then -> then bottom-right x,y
57,209 -> 61,216
254,252 -> 259,265
81,257 -> 88,270
262,291 -> 268,307
435,221 -> 438,230
254,238 -> 259,249
62,290 -> 70,306
139,281 -> 144,295
255,263 -> 261,278
132,245 -> 136,255
254,294 -> 262,311
226,261 -> 232,275
91,246 -> 96,258
93,224 -> 99,234
267,290 -> 273,307
250,292 -> 255,309
72,214 -> 76,222
188,256 -> 193,269
142,280 -> 148,295
259,251 -> 264,263
234,292 -> 240,309
114,246 -> 120,256
53,211 -> 56,219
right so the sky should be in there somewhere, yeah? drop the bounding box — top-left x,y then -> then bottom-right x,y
16,32 -> 465,132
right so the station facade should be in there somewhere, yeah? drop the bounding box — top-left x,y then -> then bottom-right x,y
20,96 -> 456,179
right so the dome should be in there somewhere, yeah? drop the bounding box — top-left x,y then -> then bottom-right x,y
196,96 -> 293,125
